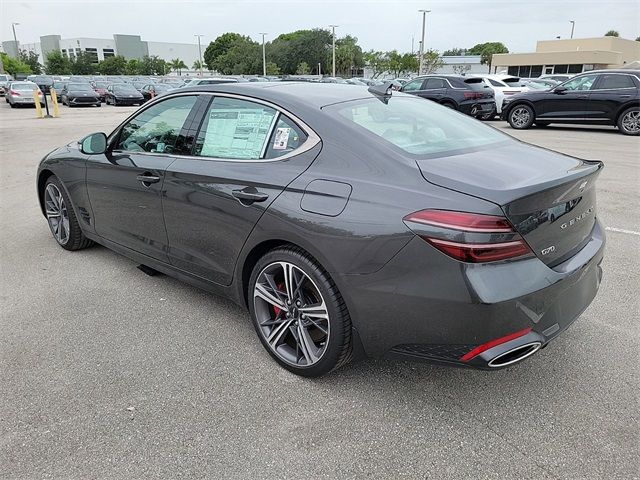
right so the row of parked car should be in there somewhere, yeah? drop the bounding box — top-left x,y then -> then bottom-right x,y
2,70 -> 638,135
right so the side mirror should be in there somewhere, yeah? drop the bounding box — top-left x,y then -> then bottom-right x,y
80,132 -> 107,155
554,86 -> 567,94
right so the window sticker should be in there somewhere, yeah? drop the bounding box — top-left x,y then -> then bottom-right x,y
273,127 -> 291,150
200,108 -> 275,159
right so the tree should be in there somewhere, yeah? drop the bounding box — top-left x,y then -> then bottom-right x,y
363,50 -> 388,78
265,62 -> 280,75
19,50 -> 42,74
295,61 -> 310,74
192,60 -> 204,70
268,29 -> 333,75
452,64 -> 471,75
443,48 -> 466,56
203,32 -> 244,71
169,58 -> 187,75
605,30 -> 620,37
364,50 -> 419,78
0,52 -> 32,76
98,55 -> 127,75
138,55 -> 167,75
419,49 -> 443,74
70,51 -> 98,75
209,37 -> 261,74
333,35 -> 364,76
44,51 -> 71,75
469,42 -> 509,72
125,59 -> 140,75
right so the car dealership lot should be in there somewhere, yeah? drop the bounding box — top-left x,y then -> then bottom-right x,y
1,103 -> 638,479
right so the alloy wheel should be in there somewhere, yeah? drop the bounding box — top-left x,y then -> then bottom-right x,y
253,261 -> 330,367
511,107 -> 531,128
44,183 -> 70,245
621,111 -> 639,133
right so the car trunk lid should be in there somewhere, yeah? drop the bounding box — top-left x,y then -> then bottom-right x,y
416,142 -> 603,266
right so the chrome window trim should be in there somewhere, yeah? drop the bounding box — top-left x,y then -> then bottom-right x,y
108,91 -> 321,163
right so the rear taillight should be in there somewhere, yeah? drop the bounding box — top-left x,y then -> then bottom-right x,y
10,90 -> 20,96
460,328 -> 532,361
403,209 -> 532,263
463,92 -> 483,100
503,91 -> 518,95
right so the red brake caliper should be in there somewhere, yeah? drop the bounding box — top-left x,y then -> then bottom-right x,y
273,282 -> 285,317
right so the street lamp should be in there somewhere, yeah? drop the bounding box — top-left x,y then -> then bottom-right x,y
418,10 -> 431,75
194,34 -> 204,77
11,22 -> 20,54
569,21 -> 575,39
329,25 -> 338,77
259,33 -> 267,76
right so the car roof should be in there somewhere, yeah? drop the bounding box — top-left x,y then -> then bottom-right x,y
173,82 -> 414,109
581,69 -> 640,75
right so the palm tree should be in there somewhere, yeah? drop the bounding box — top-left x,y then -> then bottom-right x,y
192,60 -> 203,71
169,58 -> 187,76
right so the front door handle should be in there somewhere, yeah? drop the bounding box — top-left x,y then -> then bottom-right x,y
137,173 -> 161,186
232,187 -> 269,205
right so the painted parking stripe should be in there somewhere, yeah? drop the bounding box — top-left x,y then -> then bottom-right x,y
605,227 -> 640,236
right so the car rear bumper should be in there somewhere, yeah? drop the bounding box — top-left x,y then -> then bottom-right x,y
338,219 -> 605,369
459,100 -> 495,116
11,96 -> 44,104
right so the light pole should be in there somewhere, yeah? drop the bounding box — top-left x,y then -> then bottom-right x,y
569,20 -> 575,39
418,10 -> 430,75
194,34 -> 204,77
259,33 -> 267,76
11,22 -> 20,55
329,25 -> 338,77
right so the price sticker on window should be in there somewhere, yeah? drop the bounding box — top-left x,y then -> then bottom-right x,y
273,127 -> 291,150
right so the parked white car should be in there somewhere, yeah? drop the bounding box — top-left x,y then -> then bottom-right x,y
5,81 -> 44,107
472,75 -> 528,119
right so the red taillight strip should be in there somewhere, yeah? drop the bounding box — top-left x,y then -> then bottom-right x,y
460,328 -> 532,362
404,210 -> 514,233
426,238 -> 531,263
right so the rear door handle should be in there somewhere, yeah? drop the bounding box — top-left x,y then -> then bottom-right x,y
136,173 -> 161,185
232,187 -> 269,204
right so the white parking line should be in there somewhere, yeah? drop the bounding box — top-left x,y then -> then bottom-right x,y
605,227 -> 640,236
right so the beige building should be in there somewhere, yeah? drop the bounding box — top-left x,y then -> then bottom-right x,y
492,36 -> 640,78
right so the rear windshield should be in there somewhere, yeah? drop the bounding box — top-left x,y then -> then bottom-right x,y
501,77 -> 523,86
11,82 -> 37,90
328,96 -> 508,156
94,82 -> 109,88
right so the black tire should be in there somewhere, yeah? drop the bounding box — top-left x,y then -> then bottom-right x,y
507,103 -> 535,130
535,121 -> 550,127
43,176 -> 94,251
441,101 -> 456,110
10,102 -> 15,108
248,246 -> 352,377
617,106 -> 640,136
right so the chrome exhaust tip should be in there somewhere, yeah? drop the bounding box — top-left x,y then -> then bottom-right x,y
488,342 -> 542,368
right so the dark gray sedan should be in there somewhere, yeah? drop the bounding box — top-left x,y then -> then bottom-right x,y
36,83 -> 605,376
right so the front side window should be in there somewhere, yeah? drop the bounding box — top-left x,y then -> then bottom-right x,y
194,97 -> 278,159
115,96 -> 196,153
597,74 -> 635,90
401,79 -> 425,92
561,74 -> 598,91
330,97 -> 508,156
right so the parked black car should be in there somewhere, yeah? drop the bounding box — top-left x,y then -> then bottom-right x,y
61,83 -> 101,107
36,83 -> 604,377
105,84 -> 144,106
502,70 -> 640,135
400,75 -> 495,117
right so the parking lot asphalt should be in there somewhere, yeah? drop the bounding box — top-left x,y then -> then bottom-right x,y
1,101 -> 638,479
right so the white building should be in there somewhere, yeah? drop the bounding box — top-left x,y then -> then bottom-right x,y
3,34 -> 200,66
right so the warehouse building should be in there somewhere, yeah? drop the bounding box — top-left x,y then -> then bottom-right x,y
2,34 -> 200,66
492,36 -> 640,77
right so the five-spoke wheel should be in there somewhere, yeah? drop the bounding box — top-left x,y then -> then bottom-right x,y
619,107 -> 640,136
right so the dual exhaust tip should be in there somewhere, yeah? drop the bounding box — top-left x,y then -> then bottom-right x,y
487,342 -> 542,368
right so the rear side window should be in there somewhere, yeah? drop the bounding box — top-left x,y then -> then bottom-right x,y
330,97 -> 508,156
264,115 -> 308,159
424,78 -> 446,89
597,74 -> 635,89
488,79 -> 504,87
194,97 -> 278,159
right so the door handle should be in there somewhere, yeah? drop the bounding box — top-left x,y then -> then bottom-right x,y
136,173 -> 161,185
232,187 -> 269,205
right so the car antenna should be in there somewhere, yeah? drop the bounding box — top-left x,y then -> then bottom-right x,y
368,82 -> 394,97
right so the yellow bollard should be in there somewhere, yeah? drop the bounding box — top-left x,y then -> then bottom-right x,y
34,89 -> 44,118
50,88 -> 60,117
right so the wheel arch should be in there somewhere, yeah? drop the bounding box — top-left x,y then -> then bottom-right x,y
37,169 -> 55,216
504,99 -> 536,117
614,101 -> 640,124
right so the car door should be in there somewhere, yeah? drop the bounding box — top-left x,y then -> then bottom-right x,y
162,94 -> 321,285
540,74 -> 598,120
587,73 -> 638,121
421,77 -> 448,102
85,94 -> 198,261
400,78 -> 427,98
